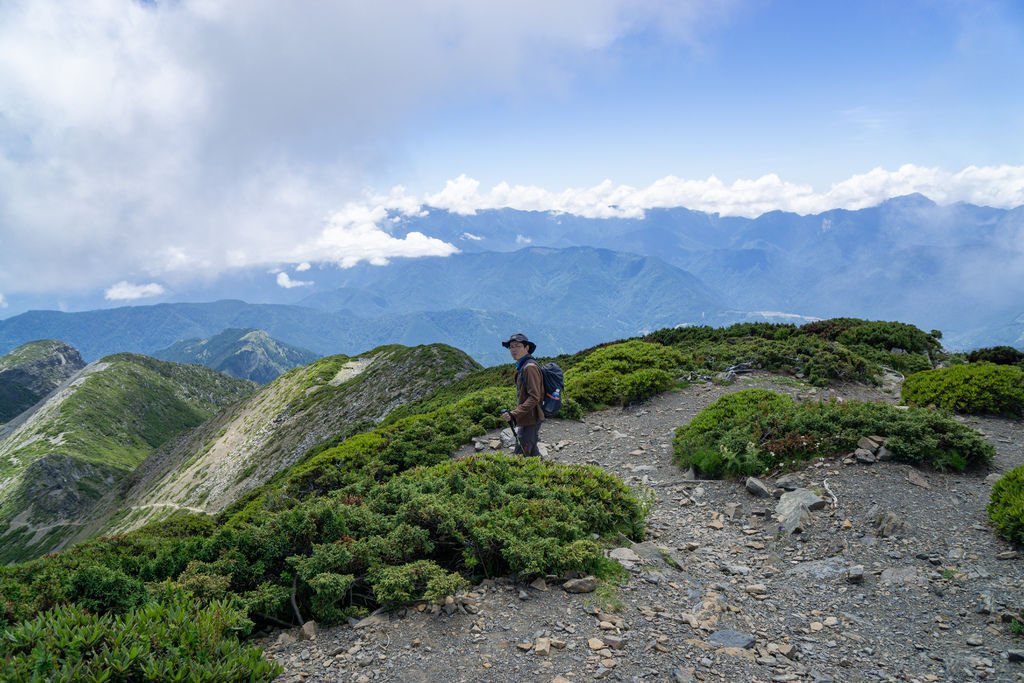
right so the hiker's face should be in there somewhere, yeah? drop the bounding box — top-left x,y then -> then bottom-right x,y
508,342 -> 527,361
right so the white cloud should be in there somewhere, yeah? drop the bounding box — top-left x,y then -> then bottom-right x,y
516,234 -> 533,245
276,272 -> 312,289
297,204 -> 459,268
408,164 -> 1024,219
104,281 -> 166,301
0,0 -> 714,297
295,262 -> 311,272
0,293 -> 7,309
461,232 -> 484,241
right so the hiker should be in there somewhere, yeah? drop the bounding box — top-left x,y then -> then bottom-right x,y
501,333 -> 544,457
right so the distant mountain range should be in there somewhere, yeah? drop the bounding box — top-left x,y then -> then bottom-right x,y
0,353 -> 254,563
0,196 -> 1021,359
153,328 -> 320,384
0,247 -> 721,365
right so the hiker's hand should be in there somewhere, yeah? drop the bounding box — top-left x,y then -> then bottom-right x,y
501,410 -> 512,422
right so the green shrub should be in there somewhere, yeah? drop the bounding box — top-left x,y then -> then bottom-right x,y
989,465 -> 1024,545
69,564 -> 148,614
572,340 -> 686,374
566,341 -> 684,409
674,389 -> 994,478
967,346 -> 1024,366
0,587 -> 281,682
902,363 -> 1024,416
678,335 -> 877,386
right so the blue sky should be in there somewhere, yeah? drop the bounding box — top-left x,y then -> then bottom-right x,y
401,0 -> 1024,190
0,0 -> 1022,314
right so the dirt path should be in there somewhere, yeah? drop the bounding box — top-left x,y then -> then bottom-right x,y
258,375 -> 1024,682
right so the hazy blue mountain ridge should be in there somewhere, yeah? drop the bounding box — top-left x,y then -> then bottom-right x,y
153,328 -> 320,384
0,196 -> 1021,355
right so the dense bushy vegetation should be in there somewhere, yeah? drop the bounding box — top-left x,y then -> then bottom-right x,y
989,465 -> 1024,545
967,346 -> 1024,366
673,389 -> 994,479
902,363 -> 1024,417
646,318 -> 942,384
0,372 -> 648,641
0,586 -> 281,682
564,340 -> 684,413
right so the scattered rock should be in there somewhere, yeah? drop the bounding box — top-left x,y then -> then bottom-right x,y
775,488 -> 825,535
299,620 -> 318,641
562,576 -> 599,593
745,477 -> 773,498
868,505 -> 910,537
708,629 -> 755,649
609,547 -> 641,563
775,473 -> 803,490
907,470 -> 930,489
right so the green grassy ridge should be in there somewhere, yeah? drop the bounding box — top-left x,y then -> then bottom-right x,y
0,339 -> 71,368
2,355 -> 254,472
0,340 -> 86,423
0,355 -> 256,564
75,343 -> 481,541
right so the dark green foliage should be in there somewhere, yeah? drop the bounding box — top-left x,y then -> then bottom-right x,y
566,341 -> 684,409
69,564 -> 147,614
989,464 -> 1024,545
902,363 -> 1024,416
967,346 -> 1024,366
647,318 -> 941,385
674,389 -> 994,478
280,386 -> 514,499
688,335 -> 876,386
805,318 -> 942,356
0,587 -> 281,682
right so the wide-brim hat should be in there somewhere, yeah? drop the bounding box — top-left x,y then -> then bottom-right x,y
501,332 -> 536,354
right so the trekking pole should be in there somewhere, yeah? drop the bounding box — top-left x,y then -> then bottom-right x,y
504,411 -> 524,454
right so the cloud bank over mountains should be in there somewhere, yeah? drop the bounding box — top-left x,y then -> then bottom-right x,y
0,0 -> 721,298
1,0 -> 1020,308
414,165 -> 1024,219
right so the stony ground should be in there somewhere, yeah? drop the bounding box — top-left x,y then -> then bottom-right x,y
256,374 -> 1024,683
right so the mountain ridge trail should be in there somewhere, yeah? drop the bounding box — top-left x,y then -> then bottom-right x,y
258,374 -> 1024,682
